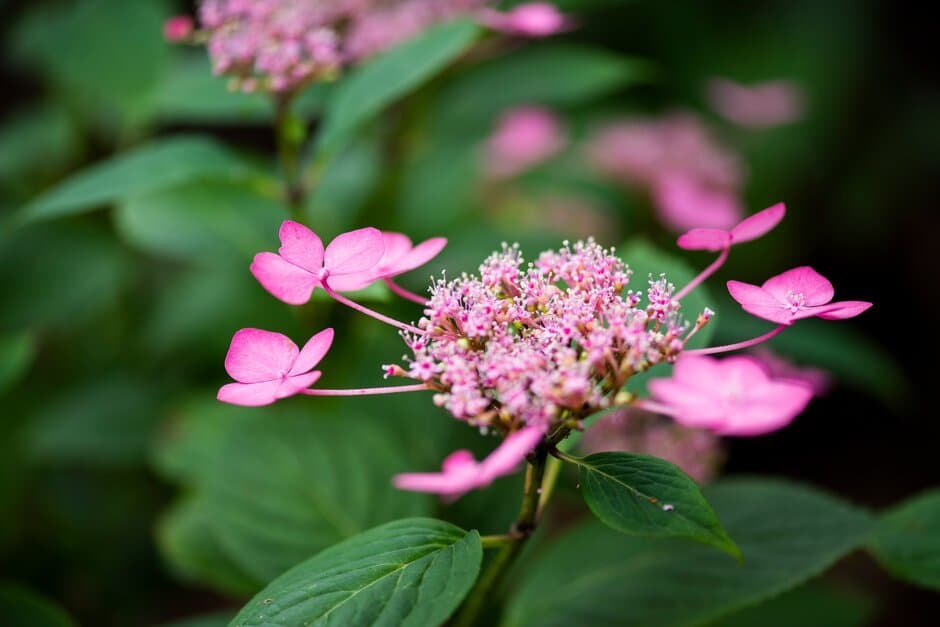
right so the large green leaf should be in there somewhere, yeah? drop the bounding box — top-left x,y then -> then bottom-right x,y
434,44 -> 650,132
232,518 -> 481,627
315,19 -> 480,155
17,136 -> 261,224
204,412 -> 432,582
0,332 -> 36,396
115,180 -> 287,263
0,583 -> 75,627
571,451 -> 739,558
711,582 -> 876,627
869,489 -> 940,590
504,478 -> 872,627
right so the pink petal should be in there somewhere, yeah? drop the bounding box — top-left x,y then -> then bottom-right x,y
290,328 -> 334,375
671,355 -> 724,390
720,356 -> 772,392
727,280 -> 794,325
324,227 -> 385,276
376,233 -> 415,271
762,266 -> 834,307
224,328 -> 298,383
283,371 -> 322,395
320,271 -> 377,292
393,237 -> 447,275
217,380 -> 284,407
393,450 -> 481,497
676,228 -> 731,252
479,423 -> 546,481
730,202 -> 786,244
251,252 -> 318,305
278,221 -> 324,273
719,380 -> 812,436
811,300 -> 873,320
648,379 -> 726,428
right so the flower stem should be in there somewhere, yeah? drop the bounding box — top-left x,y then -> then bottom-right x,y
384,278 -> 429,305
451,445 -> 548,627
675,247 -> 729,301
303,384 -> 430,397
274,94 -> 307,219
684,324 -> 786,356
323,282 -> 426,335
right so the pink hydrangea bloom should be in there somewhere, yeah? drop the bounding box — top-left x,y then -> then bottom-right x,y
648,355 -> 813,436
728,266 -> 873,326
393,423 -> 546,498
485,107 -> 566,179
478,2 -> 568,38
678,202 -> 786,251
585,113 -> 744,231
218,327 -> 333,406
707,78 -> 806,129
251,221 -> 385,304
164,15 -> 194,42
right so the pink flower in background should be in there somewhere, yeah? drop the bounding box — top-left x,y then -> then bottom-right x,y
585,113 -> 744,231
394,424 -> 546,498
251,222 -> 384,304
485,107 -> 566,179
707,78 -> 806,129
582,408 -> 722,483
218,328 -> 333,406
678,202 -> 786,251
647,355 -> 814,436
751,348 -> 831,396
163,15 -> 194,42
728,266 -> 873,326
479,2 -> 569,38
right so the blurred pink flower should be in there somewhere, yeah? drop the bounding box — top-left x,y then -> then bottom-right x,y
582,408 -> 722,484
728,266 -> 873,326
585,113 -> 744,231
479,2 -> 569,38
394,423 -> 546,499
218,328 -> 333,406
251,221 -> 384,304
163,15 -> 194,42
678,202 -> 786,251
647,355 -> 814,436
751,348 -> 831,396
485,107 -> 566,179
707,78 -> 806,128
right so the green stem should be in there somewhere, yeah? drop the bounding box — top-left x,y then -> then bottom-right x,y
451,445 -> 548,627
274,94 -> 307,219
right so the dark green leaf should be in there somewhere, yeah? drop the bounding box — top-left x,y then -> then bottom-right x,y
0,583 -> 75,627
869,489 -> 940,590
505,478 -> 872,627
316,19 -> 479,155
572,451 -> 739,558
0,332 -> 36,395
17,136 -> 261,224
231,518 -> 481,627
158,611 -> 235,627
711,582 -> 876,627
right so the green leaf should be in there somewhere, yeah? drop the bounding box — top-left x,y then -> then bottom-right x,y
203,412 -> 432,582
869,489 -> 940,590
0,104 -> 81,186
0,332 -> 36,396
0,583 -> 75,627
115,180 -> 287,263
571,451 -> 739,558
305,134 -> 383,232
434,44 -> 650,132
504,478 -> 872,627
232,518 -> 482,627
158,496 -> 261,596
316,19 -> 479,155
711,582 -> 876,627
17,136 -> 261,224
157,612 -> 234,627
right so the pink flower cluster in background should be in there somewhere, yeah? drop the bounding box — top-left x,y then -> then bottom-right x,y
484,106 -> 566,178
586,113 -> 745,232
707,78 -> 806,129
167,1 -> 568,93
216,201 -> 870,497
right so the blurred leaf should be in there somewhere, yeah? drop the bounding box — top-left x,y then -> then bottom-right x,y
0,583 -> 75,627
434,44 -> 650,132
869,489 -> 940,590
305,134 -> 383,232
710,581 -> 876,627
232,518 -> 481,627
398,138 -> 479,236
0,224 -> 129,331
316,19 -> 480,155
573,451 -> 740,558
17,136 -> 263,224
202,410 -> 432,581
115,180 -> 286,264
504,478 -> 872,627
10,0 -> 171,127
713,307 -> 907,405
157,611 -> 235,627
28,374 -> 164,467
157,496 -> 260,596
0,104 -> 81,187
0,332 -> 36,396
